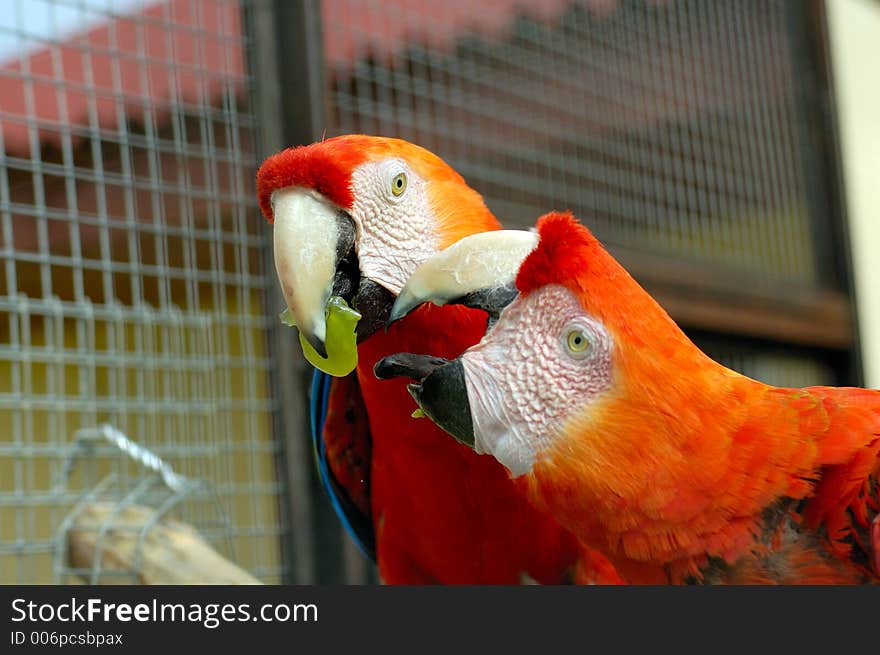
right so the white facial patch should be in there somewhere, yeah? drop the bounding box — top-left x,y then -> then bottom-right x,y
461,285 -> 614,476
349,158 -> 440,295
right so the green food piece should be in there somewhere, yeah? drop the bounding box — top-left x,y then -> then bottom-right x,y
411,408 -> 426,419
279,296 -> 361,377
279,308 -> 296,327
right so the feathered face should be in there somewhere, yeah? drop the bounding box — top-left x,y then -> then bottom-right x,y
460,284 -> 615,475
257,134 -> 497,357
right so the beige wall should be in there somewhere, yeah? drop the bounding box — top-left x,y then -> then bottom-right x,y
827,0 -> 880,389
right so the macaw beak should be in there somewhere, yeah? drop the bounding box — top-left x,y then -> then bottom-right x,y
272,187 -> 356,357
272,187 -> 395,358
376,229 -> 538,446
374,353 -> 475,448
387,230 -> 538,326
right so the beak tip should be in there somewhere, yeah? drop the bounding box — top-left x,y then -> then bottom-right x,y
303,331 -> 328,359
406,382 -> 422,404
386,304 -> 407,329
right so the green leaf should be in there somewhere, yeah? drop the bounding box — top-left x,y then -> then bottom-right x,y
299,296 -> 362,377
279,307 -> 296,327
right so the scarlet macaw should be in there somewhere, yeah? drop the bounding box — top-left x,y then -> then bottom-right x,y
389,211 -> 880,584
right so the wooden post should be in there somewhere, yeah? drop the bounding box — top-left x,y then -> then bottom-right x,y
65,503 -> 262,585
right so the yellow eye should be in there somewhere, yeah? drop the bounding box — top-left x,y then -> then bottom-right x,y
566,329 -> 590,354
391,172 -> 407,197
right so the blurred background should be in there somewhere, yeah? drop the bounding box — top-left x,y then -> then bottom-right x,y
0,0 -> 877,584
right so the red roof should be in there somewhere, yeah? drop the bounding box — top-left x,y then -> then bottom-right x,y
0,0 -> 243,156
0,0 -> 622,157
322,0 -> 580,68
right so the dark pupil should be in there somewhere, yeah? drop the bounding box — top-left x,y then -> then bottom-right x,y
574,336 -> 582,345
395,178 -> 402,187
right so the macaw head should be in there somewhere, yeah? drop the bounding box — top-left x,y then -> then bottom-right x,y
380,211 -> 716,486
381,213 -> 852,578
257,134 -> 498,364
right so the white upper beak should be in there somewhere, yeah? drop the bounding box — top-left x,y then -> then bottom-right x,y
272,187 -> 343,354
388,229 -> 539,322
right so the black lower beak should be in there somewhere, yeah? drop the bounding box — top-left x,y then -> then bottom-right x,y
352,279 -> 394,341
374,353 -> 474,448
330,213 -> 395,342
455,283 -> 519,328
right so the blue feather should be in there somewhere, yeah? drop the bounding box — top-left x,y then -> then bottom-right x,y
310,368 -> 376,561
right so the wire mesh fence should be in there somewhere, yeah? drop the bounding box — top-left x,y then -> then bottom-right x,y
52,424 -> 244,585
326,0 -> 830,285
0,0 -> 286,584
323,0 -> 848,387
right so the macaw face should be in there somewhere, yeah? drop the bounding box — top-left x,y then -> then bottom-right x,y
269,153 -> 438,354
375,218 -> 624,477
259,135 -> 496,366
461,284 -> 615,476
345,156 -> 440,296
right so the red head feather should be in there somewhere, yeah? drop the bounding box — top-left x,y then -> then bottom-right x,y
256,135 -> 372,221
255,134 -> 478,226
516,211 -> 614,295
516,211 -> 678,340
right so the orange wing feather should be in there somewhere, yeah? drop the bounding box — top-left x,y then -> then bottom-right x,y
801,387 -> 880,571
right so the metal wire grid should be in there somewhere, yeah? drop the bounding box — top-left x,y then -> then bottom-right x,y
53,424 -> 235,584
0,0 -> 287,583
324,0 -> 821,284
320,0 -> 842,400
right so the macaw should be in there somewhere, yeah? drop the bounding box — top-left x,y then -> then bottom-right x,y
256,136 -> 620,583
385,211 -> 880,584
